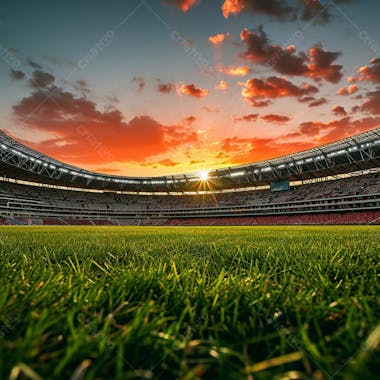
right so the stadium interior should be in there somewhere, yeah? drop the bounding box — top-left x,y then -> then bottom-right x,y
1,128 -> 379,226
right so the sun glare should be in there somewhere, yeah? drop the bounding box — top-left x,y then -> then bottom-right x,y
199,170 -> 209,181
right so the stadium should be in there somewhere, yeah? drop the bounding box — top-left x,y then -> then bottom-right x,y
2,1 -> 380,379
1,126 -> 379,380
0,128 -> 379,226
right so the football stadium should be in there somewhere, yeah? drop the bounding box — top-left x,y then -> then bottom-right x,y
1,1 -> 380,379
0,128 -> 379,226
0,128 -> 379,380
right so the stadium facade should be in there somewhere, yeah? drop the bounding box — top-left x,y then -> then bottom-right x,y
0,128 -> 379,226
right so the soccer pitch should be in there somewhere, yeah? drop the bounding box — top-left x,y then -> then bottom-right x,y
0,226 -> 379,379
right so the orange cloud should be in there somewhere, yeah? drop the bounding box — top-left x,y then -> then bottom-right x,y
208,33 -> 230,45
180,83 -> 209,98
12,85 -> 198,166
361,89 -> 380,115
222,0 -> 245,18
219,113 -> 379,166
297,116 -> 380,145
189,159 -> 206,165
218,65 -> 251,76
215,80 -> 228,91
358,58 -> 380,83
163,0 -> 200,12
242,76 -> 318,106
337,84 -> 358,96
219,136 -> 312,165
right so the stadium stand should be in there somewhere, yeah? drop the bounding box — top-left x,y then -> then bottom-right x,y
0,128 -> 379,225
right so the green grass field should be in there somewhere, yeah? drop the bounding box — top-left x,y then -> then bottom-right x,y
0,226 -> 379,380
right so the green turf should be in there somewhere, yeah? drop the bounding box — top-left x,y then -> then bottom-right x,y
0,226 -> 379,380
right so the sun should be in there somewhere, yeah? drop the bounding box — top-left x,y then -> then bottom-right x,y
199,170 -> 209,181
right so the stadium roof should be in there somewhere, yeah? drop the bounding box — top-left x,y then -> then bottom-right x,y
0,128 -> 379,193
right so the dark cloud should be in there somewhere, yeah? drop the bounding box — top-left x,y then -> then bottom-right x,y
240,26 -> 278,64
183,115 -> 197,124
156,79 -> 175,94
27,59 -> 42,69
358,58 -> 380,83
247,99 -> 272,107
268,45 -> 309,76
240,26 -> 343,83
308,45 -> 343,83
242,76 -> 318,106
222,0 -> 355,24
131,76 -> 146,94
222,0 -> 293,20
361,89 -> 380,115
28,70 -> 55,89
10,69 -> 26,80
332,105 -> 347,116
233,113 -> 259,123
300,0 -> 332,24
297,95 -> 329,108
309,97 -> 328,107
73,79 -> 92,96
261,114 -> 291,123
298,96 -> 315,103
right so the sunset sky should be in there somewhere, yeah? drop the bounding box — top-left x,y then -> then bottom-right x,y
1,0 -> 379,176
